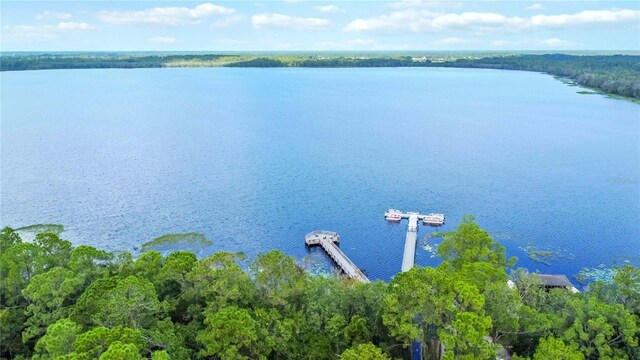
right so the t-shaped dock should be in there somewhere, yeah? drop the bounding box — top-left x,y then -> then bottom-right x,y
305,230 -> 370,283
385,209 -> 445,272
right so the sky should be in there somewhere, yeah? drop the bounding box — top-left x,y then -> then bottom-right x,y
1,1 -> 639,51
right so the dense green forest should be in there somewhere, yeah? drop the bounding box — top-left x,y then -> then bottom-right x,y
1,217 -> 638,359
1,53 -> 639,101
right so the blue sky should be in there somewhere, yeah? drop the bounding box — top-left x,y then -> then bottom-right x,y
1,1 -> 639,51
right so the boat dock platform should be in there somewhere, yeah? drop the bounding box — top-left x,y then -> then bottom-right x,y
385,209 -> 445,272
305,230 -> 370,283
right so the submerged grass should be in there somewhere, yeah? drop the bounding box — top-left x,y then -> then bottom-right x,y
575,264 -> 618,285
14,224 -> 65,243
15,224 -> 64,234
605,93 -> 640,104
142,232 -> 212,251
520,243 -> 575,266
528,249 -> 555,264
555,76 -> 640,104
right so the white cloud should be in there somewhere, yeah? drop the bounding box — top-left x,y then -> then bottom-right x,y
315,5 -> 344,13
344,10 -> 526,32
488,38 -> 582,49
387,1 -> 463,9
539,38 -> 579,48
149,36 -> 177,44
212,37 -> 296,50
387,1 -> 426,9
343,10 -> 416,32
489,39 -> 516,48
344,8 -> 640,33
36,11 -> 73,20
252,13 -> 331,29
530,9 -> 640,27
98,3 -> 235,26
433,37 -> 469,45
57,22 -> 92,31
428,12 -> 525,31
2,22 -> 93,39
526,4 -> 545,11
313,38 -> 377,49
210,14 -> 246,28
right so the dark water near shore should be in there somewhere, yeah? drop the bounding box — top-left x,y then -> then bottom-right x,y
2,67 -> 639,282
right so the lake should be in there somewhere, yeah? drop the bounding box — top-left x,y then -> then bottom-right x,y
2,67 -> 639,283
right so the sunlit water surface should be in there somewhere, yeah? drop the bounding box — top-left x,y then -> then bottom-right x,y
2,68 -> 639,282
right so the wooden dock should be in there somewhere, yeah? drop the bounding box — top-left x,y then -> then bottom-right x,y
401,214 -> 419,272
305,230 -> 370,283
385,209 -> 445,273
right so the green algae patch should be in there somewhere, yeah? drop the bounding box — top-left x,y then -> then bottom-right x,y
520,244 -> 574,266
577,90 -> 597,95
15,224 -> 64,242
300,253 -> 334,278
420,234 -> 440,259
15,224 -> 64,234
605,93 -> 640,104
422,244 -> 441,259
575,265 -> 618,285
528,249 -> 554,264
142,233 -> 211,251
14,224 -> 65,243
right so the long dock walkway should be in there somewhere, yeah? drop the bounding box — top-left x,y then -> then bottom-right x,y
401,214 -> 419,272
385,209 -> 445,273
305,231 -> 370,283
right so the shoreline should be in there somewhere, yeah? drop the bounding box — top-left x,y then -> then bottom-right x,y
2,53 -> 639,103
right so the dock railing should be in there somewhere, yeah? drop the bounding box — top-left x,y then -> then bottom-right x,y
305,230 -> 369,283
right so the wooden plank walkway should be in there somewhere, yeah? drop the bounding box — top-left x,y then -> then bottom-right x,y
305,231 -> 370,283
401,214 -> 419,272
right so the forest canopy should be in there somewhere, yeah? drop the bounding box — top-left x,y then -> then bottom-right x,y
1,217 -> 638,359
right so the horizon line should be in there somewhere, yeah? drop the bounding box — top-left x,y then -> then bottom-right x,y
2,49 -> 639,54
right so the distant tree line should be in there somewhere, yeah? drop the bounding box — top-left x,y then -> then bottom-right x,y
2,53 -> 639,100
1,217 -> 638,359
0,54 -> 228,71
440,54 -> 640,99
225,58 -> 287,67
295,54 -> 640,99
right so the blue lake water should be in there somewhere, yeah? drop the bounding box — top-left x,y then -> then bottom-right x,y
2,67 -> 639,283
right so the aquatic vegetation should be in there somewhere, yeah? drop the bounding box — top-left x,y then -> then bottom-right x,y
422,243 -> 440,259
14,224 -> 64,242
420,234 -> 440,258
577,90 -> 597,95
519,243 -> 575,266
141,232 -> 212,251
555,76 -> 577,86
528,249 -> 555,264
613,254 -> 640,265
15,224 -> 64,234
299,253 -> 337,278
605,93 -> 640,104
575,264 -> 619,284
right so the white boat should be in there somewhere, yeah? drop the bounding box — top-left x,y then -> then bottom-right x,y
423,213 -> 445,226
385,209 -> 402,221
